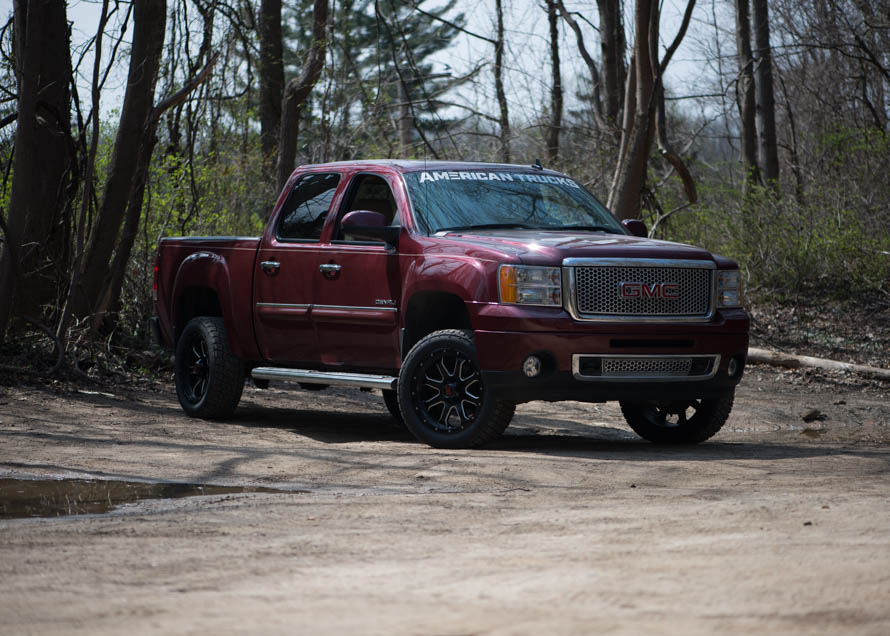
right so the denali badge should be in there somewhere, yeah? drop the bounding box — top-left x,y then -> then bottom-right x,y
619,282 -> 680,299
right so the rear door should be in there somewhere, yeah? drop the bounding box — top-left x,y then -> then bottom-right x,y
253,172 -> 342,363
311,172 -> 402,370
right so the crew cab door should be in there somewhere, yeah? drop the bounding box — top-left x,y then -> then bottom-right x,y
312,172 -> 402,370
253,172 -> 342,363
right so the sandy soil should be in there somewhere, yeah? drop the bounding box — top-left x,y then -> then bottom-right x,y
1,365 -> 889,635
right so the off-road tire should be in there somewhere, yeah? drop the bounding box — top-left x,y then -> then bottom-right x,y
398,329 -> 514,448
381,389 -> 403,423
619,391 -> 735,444
174,317 -> 244,419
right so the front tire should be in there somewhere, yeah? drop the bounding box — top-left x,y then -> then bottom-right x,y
398,330 -> 514,448
174,317 -> 244,419
619,391 -> 734,444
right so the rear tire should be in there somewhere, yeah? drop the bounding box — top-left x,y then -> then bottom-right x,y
619,391 -> 734,444
398,329 -> 514,448
174,317 -> 244,419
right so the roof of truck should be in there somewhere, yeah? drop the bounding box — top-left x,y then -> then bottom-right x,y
294,159 -> 568,176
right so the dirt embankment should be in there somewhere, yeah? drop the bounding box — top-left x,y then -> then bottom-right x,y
1,365 -> 889,635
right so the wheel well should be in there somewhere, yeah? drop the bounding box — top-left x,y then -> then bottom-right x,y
403,291 -> 471,356
176,287 -> 223,341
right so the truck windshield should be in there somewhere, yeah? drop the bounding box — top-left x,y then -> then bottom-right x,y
404,170 -> 625,235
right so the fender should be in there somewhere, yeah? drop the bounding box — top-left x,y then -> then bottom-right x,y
171,251 -> 258,360
400,253 -> 496,325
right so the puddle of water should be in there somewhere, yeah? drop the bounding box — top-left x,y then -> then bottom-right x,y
0,478 -> 294,520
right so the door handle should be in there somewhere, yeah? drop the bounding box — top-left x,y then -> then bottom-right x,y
260,260 -> 280,275
319,263 -> 342,274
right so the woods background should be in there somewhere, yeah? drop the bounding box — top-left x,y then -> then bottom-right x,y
1,0 -> 888,378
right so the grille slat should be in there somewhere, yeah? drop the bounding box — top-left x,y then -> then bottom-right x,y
573,265 -> 711,318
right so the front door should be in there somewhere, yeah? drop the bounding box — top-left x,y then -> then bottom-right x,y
312,173 -> 402,370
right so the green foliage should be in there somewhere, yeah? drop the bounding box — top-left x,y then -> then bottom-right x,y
663,158 -> 890,303
116,135 -> 272,347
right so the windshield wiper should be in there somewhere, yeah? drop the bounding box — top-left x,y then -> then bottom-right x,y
436,223 -> 534,233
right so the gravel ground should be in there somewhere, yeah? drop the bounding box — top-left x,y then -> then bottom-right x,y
1,365 -> 889,635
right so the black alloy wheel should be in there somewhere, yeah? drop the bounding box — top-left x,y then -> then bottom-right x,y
398,330 -> 514,448
414,348 -> 482,433
180,332 -> 210,404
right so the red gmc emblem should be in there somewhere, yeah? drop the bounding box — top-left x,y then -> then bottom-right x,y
619,282 -> 680,299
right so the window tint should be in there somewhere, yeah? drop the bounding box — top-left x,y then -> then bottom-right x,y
277,173 -> 341,240
343,175 -> 399,224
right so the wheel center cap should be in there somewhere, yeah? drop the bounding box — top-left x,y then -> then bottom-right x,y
444,383 -> 458,399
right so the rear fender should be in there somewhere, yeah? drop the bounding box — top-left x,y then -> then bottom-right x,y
171,252 -> 249,359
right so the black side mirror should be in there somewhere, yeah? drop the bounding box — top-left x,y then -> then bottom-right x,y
341,210 -> 400,248
621,218 -> 648,238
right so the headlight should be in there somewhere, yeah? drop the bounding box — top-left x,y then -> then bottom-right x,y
498,265 -> 562,306
716,269 -> 743,308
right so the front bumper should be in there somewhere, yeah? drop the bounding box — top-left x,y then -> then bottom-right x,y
473,323 -> 748,404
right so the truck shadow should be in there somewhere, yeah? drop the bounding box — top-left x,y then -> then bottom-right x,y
230,402 -> 885,464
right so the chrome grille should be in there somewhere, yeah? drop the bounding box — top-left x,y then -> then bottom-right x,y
573,265 -> 712,318
602,357 -> 691,377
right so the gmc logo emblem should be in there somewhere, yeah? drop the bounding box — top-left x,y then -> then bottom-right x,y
619,282 -> 680,299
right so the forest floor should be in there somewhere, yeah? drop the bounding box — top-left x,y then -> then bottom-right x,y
1,359 -> 889,635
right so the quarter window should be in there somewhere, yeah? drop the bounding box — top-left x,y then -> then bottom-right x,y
277,173 -> 341,240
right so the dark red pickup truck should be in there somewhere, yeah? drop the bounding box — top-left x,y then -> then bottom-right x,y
153,160 -> 748,448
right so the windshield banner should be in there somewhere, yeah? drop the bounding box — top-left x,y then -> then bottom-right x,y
416,171 -> 580,188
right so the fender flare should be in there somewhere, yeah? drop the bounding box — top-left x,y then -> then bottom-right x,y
170,251 -> 249,359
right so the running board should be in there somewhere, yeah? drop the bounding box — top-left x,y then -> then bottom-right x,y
251,367 -> 396,391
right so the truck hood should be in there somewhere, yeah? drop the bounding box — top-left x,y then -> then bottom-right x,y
437,229 -> 718,264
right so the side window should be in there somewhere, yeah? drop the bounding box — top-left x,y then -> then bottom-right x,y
335,174 -> 399,241
277,173 -> 341,241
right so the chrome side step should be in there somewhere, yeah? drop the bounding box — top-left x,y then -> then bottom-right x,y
251,367 -> 397,390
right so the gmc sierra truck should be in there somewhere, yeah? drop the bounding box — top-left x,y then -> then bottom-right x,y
152,160 -> 749,448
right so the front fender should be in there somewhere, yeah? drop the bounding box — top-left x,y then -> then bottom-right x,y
401,254 -> 495,314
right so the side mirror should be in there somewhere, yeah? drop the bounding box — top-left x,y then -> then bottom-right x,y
621,218 -> 648,238
341,210 -> 400,248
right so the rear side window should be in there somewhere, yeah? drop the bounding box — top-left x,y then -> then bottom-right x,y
277,173 -> 341,241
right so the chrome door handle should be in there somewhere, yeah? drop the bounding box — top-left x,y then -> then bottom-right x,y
319,263 -> 342,274
260,260 -> 280,275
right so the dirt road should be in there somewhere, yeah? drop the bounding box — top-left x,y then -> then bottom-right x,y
1,365 -> 889,635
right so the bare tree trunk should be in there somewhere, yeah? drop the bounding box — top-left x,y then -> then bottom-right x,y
752,0 -> 780,189
0,0 -> 73,342
608,0 -> 657,220
494,0 -> 511,163
96,55 -> 220,330
597,0 -> 626,127
76,0 -> 167,321
259,0 -> 284,170
556,0 -> 609,131
546,0 -> 562,163
277,0 -> 329,193
735,0 -> 760,190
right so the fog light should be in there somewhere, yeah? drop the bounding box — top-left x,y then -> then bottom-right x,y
727,357 -> 739,378
522,355 -> 542,378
